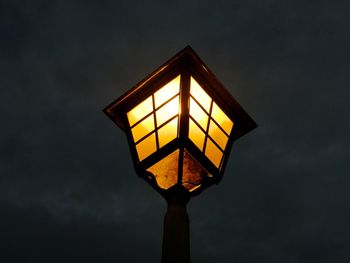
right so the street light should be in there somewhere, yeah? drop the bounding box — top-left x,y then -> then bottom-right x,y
103,46 -> 256,263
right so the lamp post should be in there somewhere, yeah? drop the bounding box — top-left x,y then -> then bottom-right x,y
103,46 -> 256,263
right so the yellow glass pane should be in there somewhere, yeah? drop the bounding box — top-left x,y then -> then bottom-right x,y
182,151 -> 208,191
154,75 -> 180,108
190,76 -> 211,113
127,96 -> 153,127
158,117 -> 178,148
156,95 -> 179,127
208,120 -> 229,150
189,97 -> 209,130
205,138 -> 223,168
211,102 -> 233,135
189,119 -> 205,151
131,115 -> 155,142
147,150 -> 179,190
135,133 -> 156,161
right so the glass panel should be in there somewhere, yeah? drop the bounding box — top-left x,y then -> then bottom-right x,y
211,102 -> 233,135
156,95 -> 179,127
131,115 -> 155,142
154,75 -> 180,108
147,150 -> 179,190
208,120 -> 229,150
135,133 -> 157,161
127,96 -> 153,127
182,151 -> 208,191
189,97 -> 209,130
190,76 -> 211,113
189,119 -> 205,151
205,138 -> 223,168
158,117 -> 178,148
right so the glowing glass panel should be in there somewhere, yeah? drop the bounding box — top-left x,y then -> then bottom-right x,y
205,138 -> 223,168
208,120 -> 228,150
147,150 -> 179,190
127,96 -> 153,126
156,95 -> 179,127
211,102 -> 233,135
189,97 -> 208,130
131,115 -> 155,142
182,151 -> 208,191
158,117 -> 178,148
136,133 -> 157,161
154,75 -> 180,108
190,76 -> 211,113
189,119 -> 205,151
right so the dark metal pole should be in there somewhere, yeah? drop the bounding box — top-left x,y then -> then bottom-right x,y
162,192 -> 190,263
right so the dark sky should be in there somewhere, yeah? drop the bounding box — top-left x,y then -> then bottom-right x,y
1,0 -> 350,262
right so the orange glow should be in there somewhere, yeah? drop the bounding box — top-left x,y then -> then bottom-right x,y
154,75 -> 180,108
188,119 -> 205,151
127,76 -> 181,162
136,133 -> 157,161
147,150 -> 179,190
189,97 -> 208,130
158,117 -> 178,148
190,76 -> 211,112
211,102 -> 233,135
127,96 -> 153,126
128,74 -> 232,167
188,76 -> 233,169
208,120 -> 228,150
156,95 -> 179,127
205,138 -> 223,168
182,151 -> 207,191
131,115 -> 154,142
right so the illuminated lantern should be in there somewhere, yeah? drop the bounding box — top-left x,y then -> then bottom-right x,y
104,46 -> 256,197
103,46 -> 256,262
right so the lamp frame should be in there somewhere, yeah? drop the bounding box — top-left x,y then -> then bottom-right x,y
103,46 -> 257,199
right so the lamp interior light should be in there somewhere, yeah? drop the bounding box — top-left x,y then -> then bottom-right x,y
125,74 -> 235,191
127,75 -> 181,161
188,76 -> 234,169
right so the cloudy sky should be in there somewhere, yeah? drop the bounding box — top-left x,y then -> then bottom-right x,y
1,0 -> 349,262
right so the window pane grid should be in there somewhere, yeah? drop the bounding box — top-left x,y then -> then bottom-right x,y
155,95 -> 179,127
189,116 -> 207,134
136,132 -> 157,161
189,95 -> 210,119
211,102 -> 234,135
205,138 -> 224,168
158,117 -> 179,148
189,97 -> 209,130
189,95 -> 232,138
188,76 -> 235,169
189,118 -> 206,151
154,93 -> 180,112
127,96 -> 153,126
208,120 -> 229,151
206,133 -> 225,152
209,115 -> 231,137
128,75 -> 181,161
129,93 -> 179,130
190,76 -> 212,112
131,114 -> 155,142
134,108 -> 179,145
189,117 -> 228,152
154,75 -> 180,108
